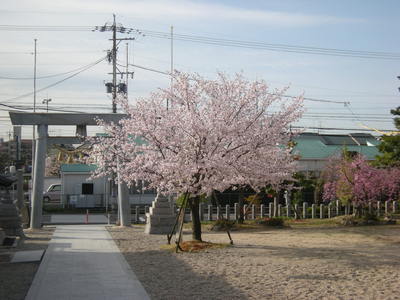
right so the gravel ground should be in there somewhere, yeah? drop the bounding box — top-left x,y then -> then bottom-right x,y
0,227 -> 55,300
109,224 -> 400,300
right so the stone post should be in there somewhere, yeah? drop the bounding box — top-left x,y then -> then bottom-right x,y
225,205 -> 230,220
385,201 -> 389,215
251,204 -> 255,220
336,200 -> 340,216
269,202 -> 273,218
345,204 -> 349,215
208,205 -> 212,221
30,124 -> 48,229
260,204 -> 265,218
328,203 -> 332,219
285,191 -> 291,218
135,206 -> 139,223
303,202 -> 308,219
278,204 -> 282,217
216,205 -> 221,220
311,204 -> 316,219
393,201 -> 397,214
368,201 -> 372,214
294,204 -> 298,219
243,204 -> 248,220
320,204 -> 324,219
377,201 -> 381,217
234,203 -> 239,220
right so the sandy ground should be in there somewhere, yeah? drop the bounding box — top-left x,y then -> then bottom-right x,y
109,224 -> 400,300
0,227 -> 55,300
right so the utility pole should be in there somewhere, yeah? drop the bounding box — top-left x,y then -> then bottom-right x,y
32,39 -> 37,183
112,14 -> 117,113
95,15 -> 135,113
168,26 -> 174,110
42,98 -> 51,112
126,43 -> 129,100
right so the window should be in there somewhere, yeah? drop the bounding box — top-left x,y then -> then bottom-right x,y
82,183 -> 94,195
51,185 -> 61,192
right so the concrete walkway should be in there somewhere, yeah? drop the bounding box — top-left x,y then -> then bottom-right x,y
25,225 -> 150,300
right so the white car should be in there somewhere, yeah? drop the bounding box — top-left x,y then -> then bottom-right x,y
43,184 -> 62,204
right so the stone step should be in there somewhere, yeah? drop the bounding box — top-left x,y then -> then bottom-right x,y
152,201 -> 171,209
146,217 -> 175,227
145,194 -> 176,235
144,225 -> 174,234
150,206 -> 173,215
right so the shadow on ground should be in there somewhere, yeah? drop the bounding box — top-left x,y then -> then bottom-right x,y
122,249 -> 248,300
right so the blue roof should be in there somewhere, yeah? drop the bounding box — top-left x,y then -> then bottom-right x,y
61,164 -> 97,173
293,133 -> 381,160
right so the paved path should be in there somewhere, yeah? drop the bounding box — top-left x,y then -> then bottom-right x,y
25,225 -> 150,300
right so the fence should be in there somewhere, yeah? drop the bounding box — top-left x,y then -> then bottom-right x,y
65,194 -> 105,208
179,200 -> 399,222
114,200 -> 400,224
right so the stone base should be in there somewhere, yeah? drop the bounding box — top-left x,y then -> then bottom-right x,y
144,194 -> 175,235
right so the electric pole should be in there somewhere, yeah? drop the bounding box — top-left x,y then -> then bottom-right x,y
94,14 -> 135,113
112,14 -> 117,113
32,39 -> 37,180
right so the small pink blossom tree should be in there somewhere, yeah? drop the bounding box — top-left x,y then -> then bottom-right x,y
323,154 -> 400,214
89,72 -> 304,240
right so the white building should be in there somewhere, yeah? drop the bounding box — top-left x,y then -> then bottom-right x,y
60,164 -> 155,208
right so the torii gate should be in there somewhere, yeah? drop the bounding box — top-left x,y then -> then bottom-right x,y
9,112 -> 130,229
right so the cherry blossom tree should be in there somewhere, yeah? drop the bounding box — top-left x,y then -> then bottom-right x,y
89,72 -> 304,241
323,154 -> 400,214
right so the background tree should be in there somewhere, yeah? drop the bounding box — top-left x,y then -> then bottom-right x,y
89,72 -> 303,241
375,106 -> 400,167
323,154 -> 400,214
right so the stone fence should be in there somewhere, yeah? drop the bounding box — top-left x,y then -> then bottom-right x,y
130,200 -> 399,223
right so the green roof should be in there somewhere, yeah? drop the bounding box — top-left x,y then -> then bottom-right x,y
61,164 -> 97,173
293,133 -> 381,160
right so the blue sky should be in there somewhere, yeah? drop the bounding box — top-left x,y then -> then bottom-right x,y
0,0 -> 399,139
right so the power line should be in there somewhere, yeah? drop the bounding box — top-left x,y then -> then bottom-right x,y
0,57 -> 107,80
135,29 -> 400,60
1,24 -> 400,60
0,55 -> 106,103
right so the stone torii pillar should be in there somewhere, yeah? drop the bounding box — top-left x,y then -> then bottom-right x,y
9,112 -> 127,229
31,124 -> 48,228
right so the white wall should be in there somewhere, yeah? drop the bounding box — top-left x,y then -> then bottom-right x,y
61,173 -> 107,195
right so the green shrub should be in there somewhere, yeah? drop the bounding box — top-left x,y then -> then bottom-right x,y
256,217 -> 285,227
362,212 -> 378,223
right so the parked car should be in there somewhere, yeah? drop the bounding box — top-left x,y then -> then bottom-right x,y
43,184 -> 61,204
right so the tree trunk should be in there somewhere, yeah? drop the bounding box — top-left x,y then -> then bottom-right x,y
189,196 -> 202,241
352,204 -> 362,218
273,197 -> 278,217
238,192 -> 244,224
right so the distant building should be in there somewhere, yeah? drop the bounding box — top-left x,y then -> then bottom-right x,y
293,132 -> 380,176
0,126 -> 32,173
60,164 -> 155,208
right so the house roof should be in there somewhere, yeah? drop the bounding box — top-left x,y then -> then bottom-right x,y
293,132 -> 381,160
61,164 -> 97,173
